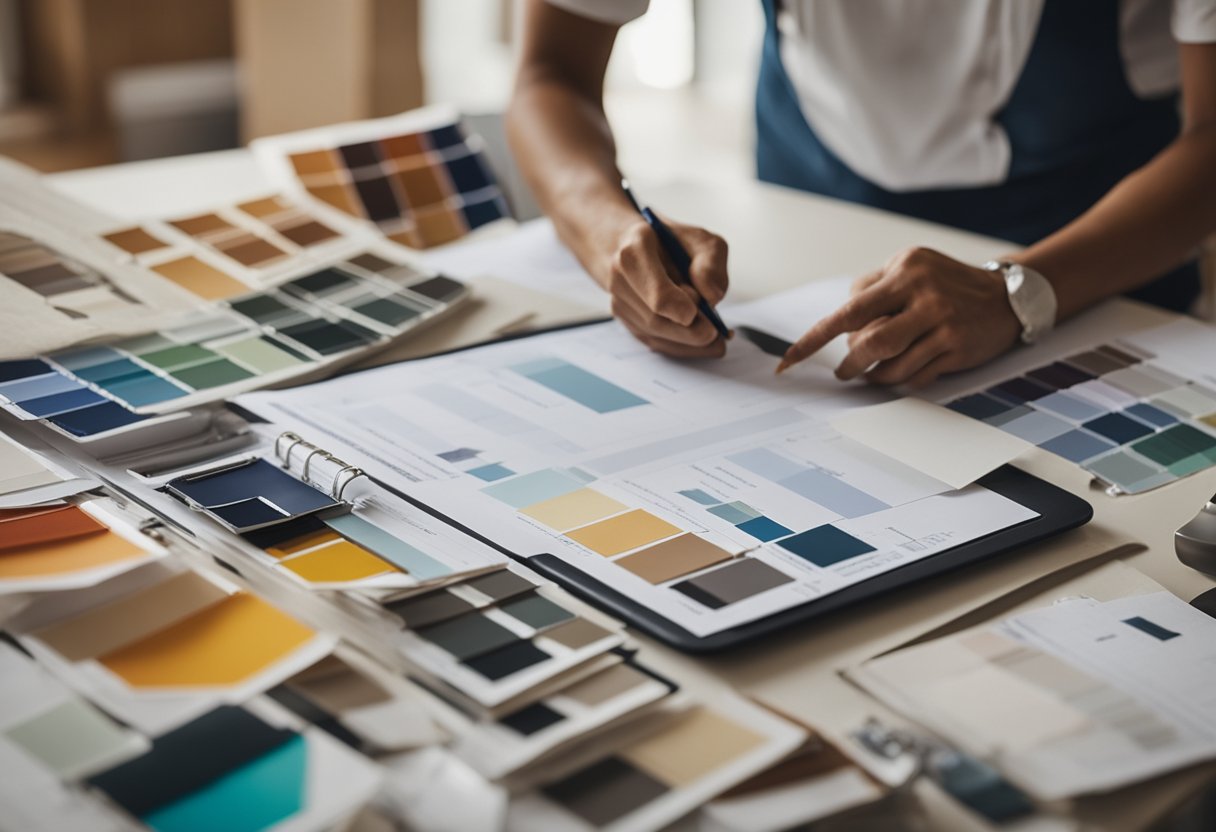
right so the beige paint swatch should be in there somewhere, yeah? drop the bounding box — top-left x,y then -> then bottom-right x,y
563,663 -> 650,708
33,571 -> 228,661
623,707 -> 766,788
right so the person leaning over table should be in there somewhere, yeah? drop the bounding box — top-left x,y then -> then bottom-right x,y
506,0 -> 1216,386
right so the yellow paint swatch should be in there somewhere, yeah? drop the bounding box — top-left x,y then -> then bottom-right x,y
623,707 -> 766,788
280,540 -> 395,583
566,509 -> 681,557
1202,413 -> 1216,429
99,593 -> 315,688
152,256 -> 249,301
0,530 -> 145,580
266,529 -> 340,559
522,489 -> 628,531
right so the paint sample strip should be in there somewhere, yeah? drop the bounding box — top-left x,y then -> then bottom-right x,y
4,697 -> 145,780
566,509 -> 682,557
672,558 -> 795,610
98,592 -> 316,689
522,488 -> 628,531
540,707 -> 767,828
324,513 -> 451,579
87,706 -> 304,828
945,343 -> 1216,493
616,534 -> 733,585
0,506 -> 149,582
284,121 -> 509,248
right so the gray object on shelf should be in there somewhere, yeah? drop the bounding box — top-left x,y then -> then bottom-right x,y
108,59 -> 240,162
1176,494 -> 1216,576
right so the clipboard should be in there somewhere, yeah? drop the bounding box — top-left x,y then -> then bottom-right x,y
230,320 -> 1093,653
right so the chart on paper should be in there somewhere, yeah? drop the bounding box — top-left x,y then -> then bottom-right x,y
238,322 -> 1036,637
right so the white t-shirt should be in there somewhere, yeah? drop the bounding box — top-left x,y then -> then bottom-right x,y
546,0 -> 1216,191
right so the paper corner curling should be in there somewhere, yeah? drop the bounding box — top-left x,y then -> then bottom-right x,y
832,397 -> 1032,490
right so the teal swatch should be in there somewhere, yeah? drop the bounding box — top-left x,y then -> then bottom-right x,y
143,735 -> 306,832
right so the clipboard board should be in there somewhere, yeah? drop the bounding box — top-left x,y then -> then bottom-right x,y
231,319 -> 1093,653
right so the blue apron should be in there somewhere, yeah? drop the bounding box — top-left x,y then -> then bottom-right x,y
755,0 -> 1199,311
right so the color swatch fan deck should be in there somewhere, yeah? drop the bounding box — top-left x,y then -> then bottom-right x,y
253,107 -> 512,249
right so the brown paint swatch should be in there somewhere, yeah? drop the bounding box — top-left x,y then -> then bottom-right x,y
387,589 -> 476,629
0,504 -> 105,551
168,213 -> 237,239
290,149 -> 341,177
217,236 -> 289,267
103,227 -> 169,255
237,196 -> 292,219
543,756 -> 668,827
276,219 -> 339,247
543,617 -> 612,651
616,534 -> 732,585
463,569 -> 536,603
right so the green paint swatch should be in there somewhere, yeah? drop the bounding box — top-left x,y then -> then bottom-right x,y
214,337 -> 305,374
171,358 -> 256,390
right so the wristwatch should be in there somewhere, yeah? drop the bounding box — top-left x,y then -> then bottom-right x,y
982,260 -> 1057,344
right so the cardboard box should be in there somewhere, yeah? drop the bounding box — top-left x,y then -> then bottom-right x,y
234,0 -> 424,142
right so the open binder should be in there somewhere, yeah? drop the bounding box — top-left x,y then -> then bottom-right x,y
230,321 -> 1094,653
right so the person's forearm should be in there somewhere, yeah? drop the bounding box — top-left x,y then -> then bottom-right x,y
507,74 -> 637,283
1015,124 -> 1216,319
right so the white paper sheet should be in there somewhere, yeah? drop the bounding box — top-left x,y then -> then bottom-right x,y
833,398 -> 1031,489
852,591 -> 1216,799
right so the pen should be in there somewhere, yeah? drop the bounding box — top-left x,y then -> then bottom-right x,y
621,178 -> 731,341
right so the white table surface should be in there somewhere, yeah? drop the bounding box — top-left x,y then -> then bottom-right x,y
50,150 -> 1216,831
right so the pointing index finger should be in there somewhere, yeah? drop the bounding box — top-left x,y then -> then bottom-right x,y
776,282 -> 907,374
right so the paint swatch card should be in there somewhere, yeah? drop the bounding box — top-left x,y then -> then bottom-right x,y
394,568 -> 626,712
18,566 -> 335,734
252,106 -> 512,249
0,429 -> 90,507
452,660 -> 679,782
849,590 -> 1216,799
269,653 -> 450,753
86,704 -> 382,832
0,643 -> 148,781
507,696 -> 806,832
165,457 -> 345,532
0,159 -> 201,359
0,498 -> 166,595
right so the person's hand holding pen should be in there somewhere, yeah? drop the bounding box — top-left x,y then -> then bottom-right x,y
579,182 -> 731,359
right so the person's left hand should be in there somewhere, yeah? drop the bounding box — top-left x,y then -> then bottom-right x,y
777,247 -> 1023,387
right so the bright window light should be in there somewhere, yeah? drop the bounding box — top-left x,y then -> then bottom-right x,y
621,0 -> 695,89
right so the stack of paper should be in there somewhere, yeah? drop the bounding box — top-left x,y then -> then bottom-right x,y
849,591 -> 1216,799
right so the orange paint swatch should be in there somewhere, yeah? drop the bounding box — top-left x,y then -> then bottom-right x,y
0,504 -> 104,551
152,256 -> 249,301
0,525 -> 145,580
280,540 -> 395,583
99,592 -> 316,688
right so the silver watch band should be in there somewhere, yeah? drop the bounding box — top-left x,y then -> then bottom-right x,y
982,260 -> 1057,344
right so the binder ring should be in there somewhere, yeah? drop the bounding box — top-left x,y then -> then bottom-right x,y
301,447 -> 330,481
275,432 -> 306,468
334,467 -> 367,501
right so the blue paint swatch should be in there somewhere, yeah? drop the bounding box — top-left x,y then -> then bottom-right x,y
1039,429 -> 1116,462
1122,616 -> 1181,641
1124,403 -> 1177,428
468,463 -> 514,482
512,357 -> 648,414
1083,412 -> 1154,444
48,401 -> 148,436
1034,391 -> 1105,421
736,515 -> 793,542
708,503 -> 754,525
679,489 -> 719,506
779,524 -> 876,567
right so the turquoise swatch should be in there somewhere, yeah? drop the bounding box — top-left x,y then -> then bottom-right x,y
143,735 -> 306,832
